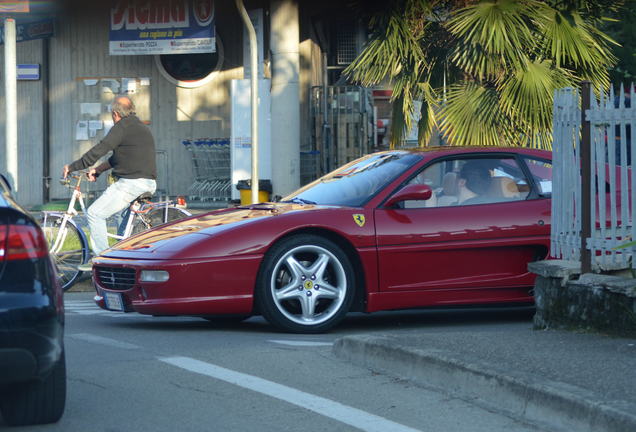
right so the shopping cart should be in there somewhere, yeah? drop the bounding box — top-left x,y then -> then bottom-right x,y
183,138 -> 232,202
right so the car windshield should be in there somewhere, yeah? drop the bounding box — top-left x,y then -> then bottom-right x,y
282,152 -> 422,207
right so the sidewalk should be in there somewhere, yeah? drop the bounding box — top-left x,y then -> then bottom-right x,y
333,328 -> 636,432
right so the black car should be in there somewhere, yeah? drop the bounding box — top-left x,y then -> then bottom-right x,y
0,174 -> 66,426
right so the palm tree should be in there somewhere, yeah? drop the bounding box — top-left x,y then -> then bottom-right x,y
346,0 -> 619,149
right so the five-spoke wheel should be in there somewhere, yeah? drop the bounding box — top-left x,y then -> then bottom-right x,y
257,234 -> 355,333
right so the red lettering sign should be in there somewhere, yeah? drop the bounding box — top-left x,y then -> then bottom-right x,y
111,0 -> 189,30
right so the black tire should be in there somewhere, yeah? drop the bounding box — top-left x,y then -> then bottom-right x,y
0,351 -> 66,426
256,234 -> 355,333
131,207 -> 190,235
40,213 -> 88,291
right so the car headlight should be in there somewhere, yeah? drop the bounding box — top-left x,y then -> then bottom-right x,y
139,270 -> 170,283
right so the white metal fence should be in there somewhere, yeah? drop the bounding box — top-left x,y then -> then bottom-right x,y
552,85 -> 635,271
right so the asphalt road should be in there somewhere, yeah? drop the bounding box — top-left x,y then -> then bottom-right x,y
3,292 -> 548,432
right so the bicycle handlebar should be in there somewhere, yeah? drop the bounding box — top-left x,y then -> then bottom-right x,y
59,170 -> 90,187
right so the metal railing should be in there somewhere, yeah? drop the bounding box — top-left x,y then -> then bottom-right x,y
310,85 -> 374,174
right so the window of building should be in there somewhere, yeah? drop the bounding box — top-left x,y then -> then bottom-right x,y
154,37 -> 224,88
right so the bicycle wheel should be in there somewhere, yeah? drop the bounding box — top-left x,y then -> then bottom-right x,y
131,206 -> 191,235
40,213 -> 89,291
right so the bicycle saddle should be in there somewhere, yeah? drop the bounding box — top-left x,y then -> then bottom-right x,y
133,192 -> 153,203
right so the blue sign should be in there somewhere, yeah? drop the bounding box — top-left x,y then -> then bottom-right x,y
17,63 -> 39,80
109,0 -> 215,55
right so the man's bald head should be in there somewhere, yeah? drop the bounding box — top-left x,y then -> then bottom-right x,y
112,96 -> 136,119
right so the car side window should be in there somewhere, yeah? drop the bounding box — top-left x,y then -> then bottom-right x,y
523,158 -> 552,197
406,156 -> 530,208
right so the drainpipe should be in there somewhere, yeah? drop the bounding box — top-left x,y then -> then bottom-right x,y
4,18 -> 18,196
235,0 -> 259,204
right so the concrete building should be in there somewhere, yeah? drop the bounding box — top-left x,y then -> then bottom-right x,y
0,0 -> 376,207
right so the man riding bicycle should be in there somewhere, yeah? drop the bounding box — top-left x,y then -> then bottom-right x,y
63,96 -> 157,271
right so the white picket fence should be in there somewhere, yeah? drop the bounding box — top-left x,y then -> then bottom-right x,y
552,85 -> 635,271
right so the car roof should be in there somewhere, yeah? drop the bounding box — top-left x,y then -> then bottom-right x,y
386,146 -> 551,159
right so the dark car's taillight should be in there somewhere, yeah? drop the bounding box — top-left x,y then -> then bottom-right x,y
0,224 -> 48,261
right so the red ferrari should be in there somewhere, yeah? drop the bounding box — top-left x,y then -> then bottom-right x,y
92,147 -> 553,333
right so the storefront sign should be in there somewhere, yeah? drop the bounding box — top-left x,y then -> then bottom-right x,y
0,17 -> 54,44
109,0 -> 215,55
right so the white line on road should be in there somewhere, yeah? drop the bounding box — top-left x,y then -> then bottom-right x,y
68,333 -> 140,350
65,301 -> 97,308
160,356 -> 422,432
268,339 -> 333,347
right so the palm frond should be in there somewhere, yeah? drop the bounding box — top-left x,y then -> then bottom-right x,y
345,10 -> 427,86
446,0 -> 537,79
438,82 -> 512,147
499,59 -> 572,133
389,93 -> 408,148
416,81 -> 439,147
535,5 -> 617,72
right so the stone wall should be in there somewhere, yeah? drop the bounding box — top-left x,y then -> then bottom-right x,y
529,260 -> 636,337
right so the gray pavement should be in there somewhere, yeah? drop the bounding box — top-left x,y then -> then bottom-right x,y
65,206 -> 636,432
73,267 -> 636,432
333,328 -> 636,432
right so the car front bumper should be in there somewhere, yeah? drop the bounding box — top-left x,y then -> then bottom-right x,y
92,255 -> 261,316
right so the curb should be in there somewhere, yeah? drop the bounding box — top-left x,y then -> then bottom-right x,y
333,335 -> 636,432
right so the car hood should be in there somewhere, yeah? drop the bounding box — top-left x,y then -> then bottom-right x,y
102,203 -> 332,259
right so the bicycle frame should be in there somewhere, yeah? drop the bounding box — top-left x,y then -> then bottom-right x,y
43,172 -> 190,291
50,173 -> 184,244
45,174 -> 89,254
114,199 -> 186,240
112,199 -> 143,240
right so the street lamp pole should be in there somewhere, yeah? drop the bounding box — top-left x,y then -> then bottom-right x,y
4,18 -> 18,196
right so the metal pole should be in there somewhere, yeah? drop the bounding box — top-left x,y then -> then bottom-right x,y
235,0 -> 259,204
43,38 -> 51,203
4,18 -> 18,196
580,81 -> 592,273
322,51 -> 329,173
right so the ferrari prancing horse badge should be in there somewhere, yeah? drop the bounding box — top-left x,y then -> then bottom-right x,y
353,214 -> 365,227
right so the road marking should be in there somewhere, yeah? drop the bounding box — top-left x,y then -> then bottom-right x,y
268,339 -> 333,347
65,300 -> 97,307
160,356 -> 422,432
69,333 -> 140,350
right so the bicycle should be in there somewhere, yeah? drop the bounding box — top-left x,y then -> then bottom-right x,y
40,171 -> 191,291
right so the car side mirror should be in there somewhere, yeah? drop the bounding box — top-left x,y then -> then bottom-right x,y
384,184 -> 433,208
